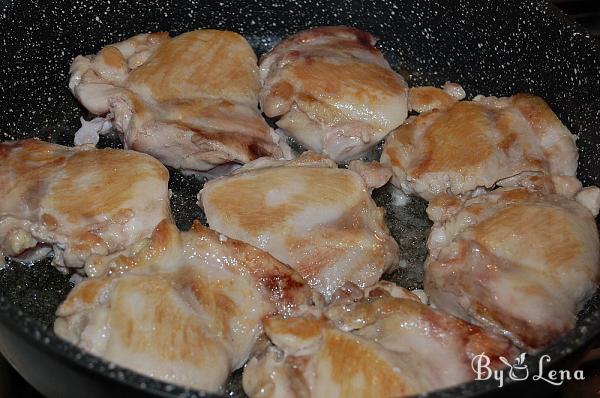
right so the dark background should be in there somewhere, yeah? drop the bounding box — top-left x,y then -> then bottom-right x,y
0,0 -> 599,397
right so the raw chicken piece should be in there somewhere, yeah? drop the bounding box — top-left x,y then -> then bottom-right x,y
425,187 -> 600,351
243,283 -> 517,398
577,186 -> 600,217
381,93 -> 579,200
74,116 -> 112,146
199,152 -> 399,299
0,139 -> 170,271
259,26 -> 408,162
55,220 -> 312,392
69,29 -> 288,173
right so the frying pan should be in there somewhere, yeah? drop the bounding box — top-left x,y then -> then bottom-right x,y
0,0 -> 599,397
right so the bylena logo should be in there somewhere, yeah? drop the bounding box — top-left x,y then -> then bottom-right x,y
471,352 -> 585,388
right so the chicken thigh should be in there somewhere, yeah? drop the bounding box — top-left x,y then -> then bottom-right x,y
55,220 -> 312,392
243,282 -> 517,398
69,29 -> 288,172
199,152 -> 399,299
381,92 -> 579,200
425,187 -> 600,350
259,26 -> 408,162
0,139 -> 170,271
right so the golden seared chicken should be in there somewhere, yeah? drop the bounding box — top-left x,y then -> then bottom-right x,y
381,91 -> 579,200
425,187 -> 600,351
243,282 -> 517,398
259,26 -> 408,162
54,220 -> 312,392
199,152 -> 399,299
69,29 -> 288,172
0,139 -> 170,272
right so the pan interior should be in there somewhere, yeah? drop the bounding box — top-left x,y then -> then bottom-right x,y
1,0 -> 600,397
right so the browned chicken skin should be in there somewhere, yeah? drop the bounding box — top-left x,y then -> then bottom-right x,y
55,220 -> 312,392
69,29 -> 289,172
199,152 -> 399,299
381,91 -> 579,200
259,26 -> 408,162
243,282 -> 517,398
0,139 -> 171,272
425,187 -> 600,351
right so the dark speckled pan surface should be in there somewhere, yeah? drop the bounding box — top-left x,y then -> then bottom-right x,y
0,0 -> 599,397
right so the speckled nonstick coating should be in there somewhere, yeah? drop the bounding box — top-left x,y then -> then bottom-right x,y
0,0 -> 599,397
